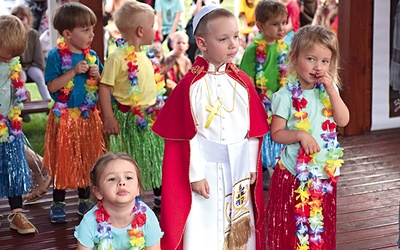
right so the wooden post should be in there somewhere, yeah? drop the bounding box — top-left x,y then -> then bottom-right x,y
338,0 -> 373,135
79,0 -> 104,64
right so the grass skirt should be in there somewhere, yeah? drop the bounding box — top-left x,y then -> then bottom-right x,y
43,108 -> 106,190
266,165 -> 337,249
108,103 -> 163,190
0,133 -> 30,198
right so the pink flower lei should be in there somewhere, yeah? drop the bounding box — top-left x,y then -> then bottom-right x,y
254,33 -> 288,124
115,38 -> 166,129
0,57 -> 28,143
94,199 -> 147,250
286,73 -> 344,249
53,37 -> 98,119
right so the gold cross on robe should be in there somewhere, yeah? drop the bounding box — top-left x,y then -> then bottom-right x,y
205,100 -> 221,128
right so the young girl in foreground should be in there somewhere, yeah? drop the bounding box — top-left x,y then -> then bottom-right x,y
267,25 -> 350,249
74,152 -> 163,250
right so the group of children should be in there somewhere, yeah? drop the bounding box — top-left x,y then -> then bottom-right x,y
0,0 -> 349,249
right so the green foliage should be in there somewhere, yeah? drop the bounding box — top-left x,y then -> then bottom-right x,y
23,83 -> 48,155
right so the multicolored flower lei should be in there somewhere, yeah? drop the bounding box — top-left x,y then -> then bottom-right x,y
287,73 -> 344,249
94,200 -> 147,250
0,57 -> 28,143
254,33 -> 288,124
53,37 -> 98,119
115,38 -> 166,129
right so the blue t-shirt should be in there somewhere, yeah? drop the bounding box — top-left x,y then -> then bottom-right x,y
0,61 -> 14,116
155,0 -> 184,35
45,47 -> 103,108
74,201 -> 163,249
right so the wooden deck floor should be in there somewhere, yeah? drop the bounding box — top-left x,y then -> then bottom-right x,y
0,128 -> 399,249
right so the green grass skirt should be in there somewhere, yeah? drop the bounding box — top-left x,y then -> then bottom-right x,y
108,103 -> 163,190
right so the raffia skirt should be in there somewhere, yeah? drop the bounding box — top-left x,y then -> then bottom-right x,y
266,164 -> 337,250
0,131 -> 30,198
43,108 -> 106,190
108,102 -> 163,190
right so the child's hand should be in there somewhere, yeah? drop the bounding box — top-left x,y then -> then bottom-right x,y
73,61 -> 89,75
102,116 -> 120,135
191,179 -> 210,199
25,90 -> 31,103
315,71 -> 335,94
300,132 -> 320,155
250,172 -> 256,184
88,65 -> 99,78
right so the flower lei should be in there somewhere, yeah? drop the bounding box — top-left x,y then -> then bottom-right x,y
0,57 -> 28,143
53,37 -> 98,119
287,73 -> 344,249
254,33 -> 288,124
94,199 -> 147,250
115,38 -> 166,129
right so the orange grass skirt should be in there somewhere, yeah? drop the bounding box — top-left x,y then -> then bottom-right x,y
43,108 -> 106,190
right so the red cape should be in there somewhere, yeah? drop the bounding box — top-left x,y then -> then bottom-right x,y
152,57 -> 268,250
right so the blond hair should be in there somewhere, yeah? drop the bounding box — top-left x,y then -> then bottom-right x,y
0,15 -> 27,57
171,30 -> 189,43
194,8 -> 235,37
113,0 -> 155,39
255,0 -> 288,24
53,2 -> 97,35
289,25 -> 341,88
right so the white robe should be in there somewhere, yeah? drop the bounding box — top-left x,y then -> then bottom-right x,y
183,63 -> 259,250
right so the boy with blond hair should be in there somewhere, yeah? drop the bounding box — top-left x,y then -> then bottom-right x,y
0,15 -> 37,234
162,30 -> 192,94
99,0 -> 165,206
153,6 -> 268,250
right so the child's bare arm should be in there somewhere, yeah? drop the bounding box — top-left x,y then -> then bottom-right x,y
47,61 -> 88,93
146,242 -> 161,250
271,115 -> 320,155
98,83 -> 120,135
76,241 -> 92,250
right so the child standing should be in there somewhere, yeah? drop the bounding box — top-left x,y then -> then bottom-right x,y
0,15 -> 37,234
152,6 -> 268,250
11,4 -> 50,101
99,1 -> 166,208
267,25 -> 350,249
74,152 -> 163,250
43,2 -> 106,223
240,0 -> 289,188
162,30 -> 192,95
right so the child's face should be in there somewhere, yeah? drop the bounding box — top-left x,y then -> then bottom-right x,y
93,159 -> 140,205
199,16 -> 239,69
257,14 -> 287,43
171,36 -> 189,56
65,25 -> 95,52
141,12 -> 156,46
295,43 -> 332,88
0,50 -> 13,63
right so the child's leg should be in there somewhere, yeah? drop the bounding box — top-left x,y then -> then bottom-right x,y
24,146 -> 52,202
50,189 -> 67,223
77,187 -> 93,216
7,196 -> 37,234
26,66 -> 51,100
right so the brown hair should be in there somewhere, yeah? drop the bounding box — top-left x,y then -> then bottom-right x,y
10,4 -> 33,27
0,15 -> 27,58
90,152 -> 144,202
289,25 -> 341,88
113,0 -> 155,39
194,8 -> 235,37
255,0 -> 288,24
53,2 -> 97,35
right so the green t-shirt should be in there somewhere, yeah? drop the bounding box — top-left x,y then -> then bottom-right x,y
240,40 -> 289,96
